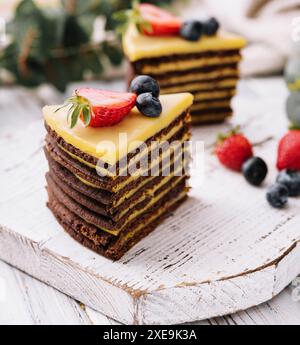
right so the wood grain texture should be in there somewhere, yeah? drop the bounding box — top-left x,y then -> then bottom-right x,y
0,78 -> 300,325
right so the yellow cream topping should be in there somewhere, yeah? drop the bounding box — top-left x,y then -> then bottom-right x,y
123,25 -> 246,62
43,93 -> 193,166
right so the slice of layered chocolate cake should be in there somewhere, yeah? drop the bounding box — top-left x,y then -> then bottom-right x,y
44,82 -> 193,260
121,3 -> 246,124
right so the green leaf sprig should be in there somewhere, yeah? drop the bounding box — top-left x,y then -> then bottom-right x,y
55,91 -> 92,128
113,0 -> 152,35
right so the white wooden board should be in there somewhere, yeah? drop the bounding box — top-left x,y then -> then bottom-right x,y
0,78 -> 299,325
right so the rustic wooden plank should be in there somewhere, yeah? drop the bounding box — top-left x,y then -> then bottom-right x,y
0,78 -> 299,324
1,259 -> 299,325
0,260 -> 91,325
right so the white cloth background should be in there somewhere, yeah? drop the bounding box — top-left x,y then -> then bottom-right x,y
178,0 -> 300,76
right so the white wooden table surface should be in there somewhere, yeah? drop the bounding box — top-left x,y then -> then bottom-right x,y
0,78 -> 300,325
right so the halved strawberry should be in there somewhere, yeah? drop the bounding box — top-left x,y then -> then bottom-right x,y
139,3 -> 182,36
57,88 -> 137,128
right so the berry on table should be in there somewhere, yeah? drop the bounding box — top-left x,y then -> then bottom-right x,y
203,17 -> 220,36
215,129 -> 253,171
242,157 -> 268,186
277,130 -> 300,171
130,75 -> 160,98
180,20 -> 204,42
136,93 -> 162,118
276,170 -> 300,197
266,183 -> 289,209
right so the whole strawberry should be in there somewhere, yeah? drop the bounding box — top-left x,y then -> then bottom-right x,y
277,130 -> 300,171
215,129 -> 253,171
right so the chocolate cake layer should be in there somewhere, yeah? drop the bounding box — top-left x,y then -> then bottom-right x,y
132,50 -> 241,68
158,75 -> 239,88
190,107 -> 232,116
46,155 -> 190,212
47,155 -> 188,219
191,112 -> 233,124
156,70 -> 239,86
47,185 -> 187,260
47,165 -> 187,233
160,79 -> 238,94
192,99 -> 231,110
45,124 -> 190,192
134,63 -> 239,79
193,88 -> 236,102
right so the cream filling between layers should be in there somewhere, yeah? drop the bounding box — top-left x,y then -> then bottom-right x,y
79,175 -> 187,236
114,165 -> 187,221
57,119 -> 186,178
75,148 -> 189,209
75,132 -> 191,193
194,89 -> 236,102
191,100 -> 231,111
157,68 -> 239,86
160,79 -> 238,94
119,191 -> 187,244
191,113 -> 232,123
140,56 -> 242,75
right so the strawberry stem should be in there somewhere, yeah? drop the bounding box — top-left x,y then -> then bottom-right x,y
216,125 -> 241,144
289,124 -> 300,131
55,92 -> 92,128
113,0 -> 152,35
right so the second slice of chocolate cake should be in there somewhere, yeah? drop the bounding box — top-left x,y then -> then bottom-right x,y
124,25 -> 246,124
44,92 -> 193,260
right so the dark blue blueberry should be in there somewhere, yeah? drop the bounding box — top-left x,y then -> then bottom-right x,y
180,20 -> 204,42
203,17 -> 220,36
130,75 -> 160,98
266,183 -> 289,209
276,170 -> 300,197
242,157 -> 268,186
136,93 -> 162,118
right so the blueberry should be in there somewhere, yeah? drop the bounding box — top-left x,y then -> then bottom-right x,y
136,93 -> 162,118
266,183 -> 289,209
130,75 -> 160,98
203,17 -> 220,36
242,157 -> 268,186
276,170 -> 300,197
180,20 -> 203,42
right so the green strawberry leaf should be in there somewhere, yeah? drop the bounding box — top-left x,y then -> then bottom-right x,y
70,105 -> 82,128
82,107 -> 91,126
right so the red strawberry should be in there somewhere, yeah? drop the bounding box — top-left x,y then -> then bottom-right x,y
139,3 -> 182,36
58,88 -> 137,128
215,130 -> 253,171
277,130 -> 300,171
